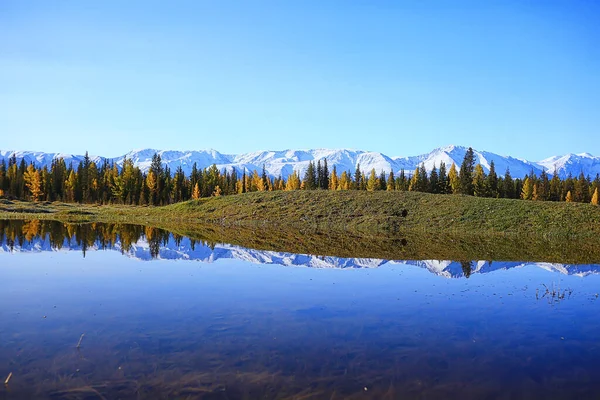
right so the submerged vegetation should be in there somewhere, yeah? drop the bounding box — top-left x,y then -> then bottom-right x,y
1,209 -> 599,264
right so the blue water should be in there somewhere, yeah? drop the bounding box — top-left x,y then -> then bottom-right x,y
1,223 -> 600,399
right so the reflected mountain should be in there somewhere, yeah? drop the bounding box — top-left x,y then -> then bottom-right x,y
1,220 -> 598,278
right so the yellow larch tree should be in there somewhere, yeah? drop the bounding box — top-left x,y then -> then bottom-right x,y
366,169 -> 378,191
192,182 -> 201,199
448,163 -> 459,194
565,190 -> 573,202
337,171 -> 349,190
521,177 -> 533,200
24,164 -> 43,201
329,167 -> 338,190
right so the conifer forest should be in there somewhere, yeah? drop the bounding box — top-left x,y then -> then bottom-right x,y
1,148 -> 598,206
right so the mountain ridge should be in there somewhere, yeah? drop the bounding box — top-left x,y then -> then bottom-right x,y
1,145 -> 599,180
2,235 -> 599,279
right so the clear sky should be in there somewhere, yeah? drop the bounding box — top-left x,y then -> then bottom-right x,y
1,0 -> 598,160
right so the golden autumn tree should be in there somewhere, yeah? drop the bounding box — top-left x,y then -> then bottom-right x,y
521,177 -> 533,200
146,171 -> 157,205
386,171 -> 395,191
338,171 -> 351,190
285,171 -> 301,191
448,163 -> 459,194
565,190 -> 573,202
251,170 -> 264,191
24,164 -> 43,201
366,168 -> 378,191
22,219 -> 41,242
591,188 -> 599,206
329,166 -> 338,190
235,179 -> 244,194
408,167 -> 420,192
192,182 -> 201,200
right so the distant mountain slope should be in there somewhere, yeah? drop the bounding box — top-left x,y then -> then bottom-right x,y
537,153 -> 600,178
1,146 -> 598,179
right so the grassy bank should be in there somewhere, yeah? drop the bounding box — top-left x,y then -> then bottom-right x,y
1,191 -> 599,262
1,190 -> 599,237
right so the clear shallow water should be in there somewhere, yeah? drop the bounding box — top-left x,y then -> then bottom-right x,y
1,221 -> 600,399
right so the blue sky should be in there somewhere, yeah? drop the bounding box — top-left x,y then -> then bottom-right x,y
1,0 -> 598,159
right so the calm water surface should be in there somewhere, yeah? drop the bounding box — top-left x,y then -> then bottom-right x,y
1,221 -> 600,399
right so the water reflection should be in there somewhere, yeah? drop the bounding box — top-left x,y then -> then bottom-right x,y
1,220 -> 599,278
2,220 -> 600,399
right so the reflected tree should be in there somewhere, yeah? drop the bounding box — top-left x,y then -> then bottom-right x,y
460,261 -> 473,278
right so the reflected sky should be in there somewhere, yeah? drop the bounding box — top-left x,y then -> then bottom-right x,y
1,221 -> 600,399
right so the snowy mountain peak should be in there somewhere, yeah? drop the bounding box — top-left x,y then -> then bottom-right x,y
1,147 -> 598,180
2,235 -> 599,278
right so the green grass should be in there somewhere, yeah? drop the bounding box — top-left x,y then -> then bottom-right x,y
166,190 -> 600,237
1,191 -> 599,263
1,191 -> 599,237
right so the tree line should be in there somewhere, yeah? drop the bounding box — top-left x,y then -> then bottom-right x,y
0,219 -> 206,259
0,148 -> 598,205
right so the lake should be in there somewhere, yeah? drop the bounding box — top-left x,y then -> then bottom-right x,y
1,220 -> 600,399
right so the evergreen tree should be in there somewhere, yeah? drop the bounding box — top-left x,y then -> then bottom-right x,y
322,159 -> 329,189
172,166 -> 185,203
418,163 -> 429,192
261,164 -> 268,190
514,178 -> 523,200
81,151 -> 91,202
303,161 -> 317,190
397,169 -> 407,191
438,162 -> 448,194
429,165 -> 439,194
378,171 -> 386,191
149,153 -> 164,204
0,159 -> 5,195
316,160 -> 323,189
537,170 -> 549,201
354,164 -> 362,190
549,170 -> 561,201
575,172 -> 589,203
458,147 -> 475,195
241,170 -> 247,193
563,173 -> 575,201
503,168 -> 515,199
497,176 -> 505,198
486,160 -> 498,198
472,164 -> 487,197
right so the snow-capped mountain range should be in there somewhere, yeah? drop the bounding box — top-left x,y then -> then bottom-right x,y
1,235 -> 599,278
1,145 -> 599,179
